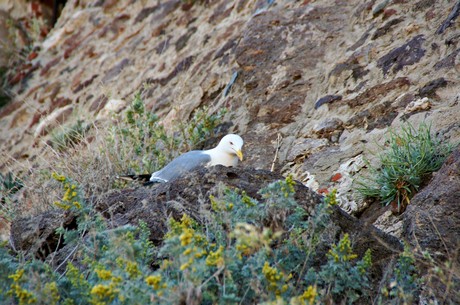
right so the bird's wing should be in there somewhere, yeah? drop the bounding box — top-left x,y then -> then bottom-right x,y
150,151 -> 211,182
117,174 -> 152,182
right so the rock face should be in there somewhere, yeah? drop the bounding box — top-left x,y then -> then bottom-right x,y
2,0 -> 460,222
10,210 -> 75,260
403,146 -> 460,303
404,146 -> 460,262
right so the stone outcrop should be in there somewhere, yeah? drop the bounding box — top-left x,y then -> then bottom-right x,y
403,146 -> 460,303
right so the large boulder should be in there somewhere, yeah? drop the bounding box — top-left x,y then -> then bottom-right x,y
403,145 -> 460,303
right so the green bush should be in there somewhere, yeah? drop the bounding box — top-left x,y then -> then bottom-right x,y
0,174 -> 374,305
378,245 -> 420,304
305,235 -> 372,304
357,123 -> 452,211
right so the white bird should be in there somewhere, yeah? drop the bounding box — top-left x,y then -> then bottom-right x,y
119,134 -> 244,184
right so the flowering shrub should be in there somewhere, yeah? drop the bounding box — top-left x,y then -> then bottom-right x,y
1,175 -> 376,304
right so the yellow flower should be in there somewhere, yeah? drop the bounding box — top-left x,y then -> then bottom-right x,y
205,246 -> 224,267
241,191 -> 255,207
54,201 -> 71,210
281,284 -> 288,293
145,275 -> 162,290
285,174 -> 295,191
125,261 -> 140,278
91,284 -> 112,297
325,189 -> 338,206
111,276 -> 122,284
52,172 -> 66,182
262,262 -> 278,282
44,282 -> 60,305
328,233 -> 357,262
180,228 -> 193,246
8,283 -> 37,305
299,285 -> 317,305
194,250 -> 207,258
358,249 -> 372,274
180,258 -> 194,271
210,195 -> 221,211
180,214 -> 193,228
95,269 -> 112,280
183,247 -> 194,256
193,233 -> 208,246
8,269 -> 24,282
262,262 -> 290,295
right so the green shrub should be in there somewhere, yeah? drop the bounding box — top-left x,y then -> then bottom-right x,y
357,123 -> 452,211
378,245 -> 420,304
0,175 -> 374,305
305,235 -> 372,304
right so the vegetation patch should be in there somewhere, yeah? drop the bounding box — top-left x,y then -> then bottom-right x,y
51,120 -> 89,151
0,175 -> 374,304
356,123 -> 452,212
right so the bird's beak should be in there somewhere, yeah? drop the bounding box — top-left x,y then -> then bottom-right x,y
236,149 -> 243,161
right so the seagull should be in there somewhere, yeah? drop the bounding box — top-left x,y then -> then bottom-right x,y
119,134 -> 244,185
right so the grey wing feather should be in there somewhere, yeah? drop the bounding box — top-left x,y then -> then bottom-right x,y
151,151 -> 211,182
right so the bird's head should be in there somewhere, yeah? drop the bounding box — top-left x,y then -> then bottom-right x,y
218,134 -> 244,161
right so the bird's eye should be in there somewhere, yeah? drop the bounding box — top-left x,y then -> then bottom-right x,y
230,141 -> 234,145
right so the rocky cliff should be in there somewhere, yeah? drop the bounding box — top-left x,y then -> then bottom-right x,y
2,0 -> 460,231
1,0 -> 460,302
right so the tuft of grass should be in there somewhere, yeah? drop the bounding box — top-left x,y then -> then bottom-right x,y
356,123 -> 453,211
51,120 -> 89,151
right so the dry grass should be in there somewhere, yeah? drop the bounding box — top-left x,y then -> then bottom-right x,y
0,120 -> 140,221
